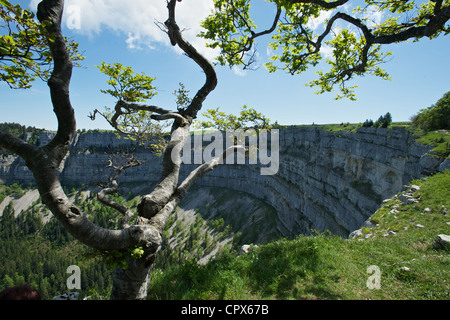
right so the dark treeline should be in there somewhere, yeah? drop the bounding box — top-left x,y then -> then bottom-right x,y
362,112 -> 392,128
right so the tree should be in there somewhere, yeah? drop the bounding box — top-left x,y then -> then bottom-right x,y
384,112 -> 393,127
0,201 -> 16,239
362,119 -> 374,127
0,0 -> 83,89
411,91 -> 450,131
0,0 -> 448,300
362,112 -> 392,128
194,105 -> 273,131
0,0 -> 242,300
374,112 -> 392,128
200,0 -> 450,101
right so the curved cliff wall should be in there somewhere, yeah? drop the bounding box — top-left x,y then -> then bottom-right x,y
0,127 -> 443,238
193,127 -> 437,238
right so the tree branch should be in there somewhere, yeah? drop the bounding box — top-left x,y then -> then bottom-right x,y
283,7 -> 449,81
36,0 -> 76,165
89,100 -> 186,137
241,5 -> 282,70
176,145 -> 245,199
149,145 -> 246,233
373,5 -> 450,43
137,0 -> 220,220
210,0 -> 448,89
0,131 -> 38,162
165,0 -> 217,120
97,154 -> 141,228
281,0 -> 349,9
116,100 -> 174,116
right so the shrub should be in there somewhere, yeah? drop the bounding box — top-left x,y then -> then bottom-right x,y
411,91 -> 450,131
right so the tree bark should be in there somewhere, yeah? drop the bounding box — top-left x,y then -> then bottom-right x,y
110,257 -> 153,300
0,0 -> 234,300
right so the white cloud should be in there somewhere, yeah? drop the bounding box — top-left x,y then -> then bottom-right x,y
125,33 -> 142,50
320,44 -> 334,59
232,66 -> 247,77
306,10 -> 333,31
29,0 -> 217,60
362,6 -> 384,28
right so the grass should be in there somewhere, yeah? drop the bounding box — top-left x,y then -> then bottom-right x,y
290,122 -> 450,159
415,131 -> 450,158
147,170 -> 450,300
293,123 -> 359,133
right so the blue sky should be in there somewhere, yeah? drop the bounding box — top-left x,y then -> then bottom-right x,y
1,0 -> 449,131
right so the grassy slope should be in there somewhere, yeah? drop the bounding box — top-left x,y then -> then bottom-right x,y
148,170 -> 450,300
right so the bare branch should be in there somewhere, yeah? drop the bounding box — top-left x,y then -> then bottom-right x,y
149,145 -> 246,233
0,131 -> 38,161
89,108 -> 131,136
89,100 -> 185,138
116,100 -> 187,123
177,145 -> 246,198
165,0 -> 217,120
97,154 -> 141,228
280,0 -> 349,9
36,0 -> 76,164
241,6 -> 282,69
116,100 -> 174,116
150,112 -> 186,122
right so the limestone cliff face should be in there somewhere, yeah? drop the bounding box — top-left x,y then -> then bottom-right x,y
189,127 -> 437,238
0,127 -> 443,238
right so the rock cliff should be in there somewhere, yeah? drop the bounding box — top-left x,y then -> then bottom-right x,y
0,126 -> 445,238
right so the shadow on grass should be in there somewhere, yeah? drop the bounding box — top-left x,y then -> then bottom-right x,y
244,238 -> 342,299
148,237 -> 343,300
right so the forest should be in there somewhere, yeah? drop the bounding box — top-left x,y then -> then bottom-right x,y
0,185 -> 115,299
0,181 -> 245,299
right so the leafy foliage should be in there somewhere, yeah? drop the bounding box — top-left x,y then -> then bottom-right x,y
411,91 -> 450,131
194,105 -> 273,131
200,0 -> 449,100
96,62 -> 158,103
200,0 -> 258,68
0,0 -> 84,89
307,31 -> 392,101
87,246 -> 145,270
173,82 -> 192,112
95,62 -> 168,155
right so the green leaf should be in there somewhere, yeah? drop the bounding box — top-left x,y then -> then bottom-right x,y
0,0 -> 11,8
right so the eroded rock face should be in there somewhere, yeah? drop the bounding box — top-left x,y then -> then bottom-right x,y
0,127 -> 442,238
187,127 -> 437,237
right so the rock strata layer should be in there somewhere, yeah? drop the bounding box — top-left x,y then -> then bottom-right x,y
1,127 -> 445,238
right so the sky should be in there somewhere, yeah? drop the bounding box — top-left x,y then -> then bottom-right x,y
1,0 -> 449,131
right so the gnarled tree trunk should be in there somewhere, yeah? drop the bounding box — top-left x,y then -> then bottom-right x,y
0,0 -> 237,300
